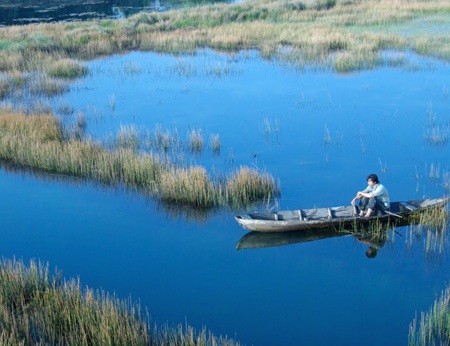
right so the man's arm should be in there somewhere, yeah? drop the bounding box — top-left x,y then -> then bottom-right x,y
351,186 -> 371,205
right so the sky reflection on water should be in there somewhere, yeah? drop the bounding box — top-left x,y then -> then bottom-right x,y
1,50 -> 450,345
56,50 -> 450,208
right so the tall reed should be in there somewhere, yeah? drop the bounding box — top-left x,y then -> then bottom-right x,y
0,0 -> 449,83
225,166 -> 280,208
408,284 -> 450,346
407,204 -> 449,255
0,112 -> 279,209
0,258 -> 240,346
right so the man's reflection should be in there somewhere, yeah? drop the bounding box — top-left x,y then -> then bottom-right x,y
354,227 -> 388,258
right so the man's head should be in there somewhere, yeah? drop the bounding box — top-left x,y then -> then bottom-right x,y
366,246 -> 378,258
366,173 -> 379,185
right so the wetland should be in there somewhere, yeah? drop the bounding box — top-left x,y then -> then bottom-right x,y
1,0 -> 450,345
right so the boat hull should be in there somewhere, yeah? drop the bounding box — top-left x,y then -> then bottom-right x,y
235,198 -> 449,233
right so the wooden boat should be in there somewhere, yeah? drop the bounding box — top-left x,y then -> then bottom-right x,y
235,197 -> 449,233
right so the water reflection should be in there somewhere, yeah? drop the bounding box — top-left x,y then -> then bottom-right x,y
236,223 -> 405,259
0,0 -> 230,26
354,227 -> 388,259
236,228 -> 352,250
237,211 -> 450,263
0,159 -> 224,223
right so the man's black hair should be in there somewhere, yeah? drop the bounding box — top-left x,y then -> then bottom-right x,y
366,174 -> 379,184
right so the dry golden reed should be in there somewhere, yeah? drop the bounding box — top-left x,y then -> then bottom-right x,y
0,112 -> 279,209
0,0 -> 449,77
0,258 -> 241,346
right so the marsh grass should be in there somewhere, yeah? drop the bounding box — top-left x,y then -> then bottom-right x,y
408,284 -> 450,346
0,0 -> 448,89
378,157 -> 388,174
263,116 -> 271,135
0,258 -> 240,346
443,171 -> 450,191
225,166 -> 280,208
30,76 -> 70,97
210,133 -> 221,155
323,124 -> 331,145
407,204 -> 449,255
188,128 -> 204,153
116,124 -> 141,151
153,125 -> 178,152
428,162 -> 440,180
0,112 -> 279,209
423,106 -> 450,145
46,58 -> 88,79
0,0 -> 449,119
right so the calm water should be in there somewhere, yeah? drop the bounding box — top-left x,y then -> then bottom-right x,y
1,50 -> 450,345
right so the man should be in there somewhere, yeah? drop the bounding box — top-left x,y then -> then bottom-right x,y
351,174 -> 390,217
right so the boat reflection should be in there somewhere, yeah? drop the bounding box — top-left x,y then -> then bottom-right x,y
236,223 -> 399,259
236,228 -> 352,250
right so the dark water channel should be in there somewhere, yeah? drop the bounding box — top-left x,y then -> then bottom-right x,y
0,0 -> 230,26
1,49 -> 450,345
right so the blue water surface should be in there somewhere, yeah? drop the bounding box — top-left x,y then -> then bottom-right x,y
1,50 -> 450,345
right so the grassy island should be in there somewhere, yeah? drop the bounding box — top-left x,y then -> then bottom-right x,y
0,111 -> 279,208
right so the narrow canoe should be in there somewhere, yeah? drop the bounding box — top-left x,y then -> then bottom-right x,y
235,198 -> 449,233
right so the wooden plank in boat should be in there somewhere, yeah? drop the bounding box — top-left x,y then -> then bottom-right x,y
327,208 -> 333,219
400,202 -> 418,211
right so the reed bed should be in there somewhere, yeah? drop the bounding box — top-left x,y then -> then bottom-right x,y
408,284 -> 450,346
46,58 -> 88,79
226,166 -> 279,208
406,204 -> 449,255
0,112 -> 279,209
0,0 -> 448,83
188,129 -> 204,153
0,258 -> 240,346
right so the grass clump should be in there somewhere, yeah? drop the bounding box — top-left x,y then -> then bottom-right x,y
188,128 -> 204,153
226,166 -> 280,208
159,166 -> 216,207
407,204 -> 449,255
210,133 -> 221,155
46,58 -> 88,79
0,258 -> 241,346
408,284 -> 450,346
0,112 -> 279,209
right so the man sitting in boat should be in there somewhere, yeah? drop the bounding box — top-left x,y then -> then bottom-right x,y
351,173 -> 390,217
